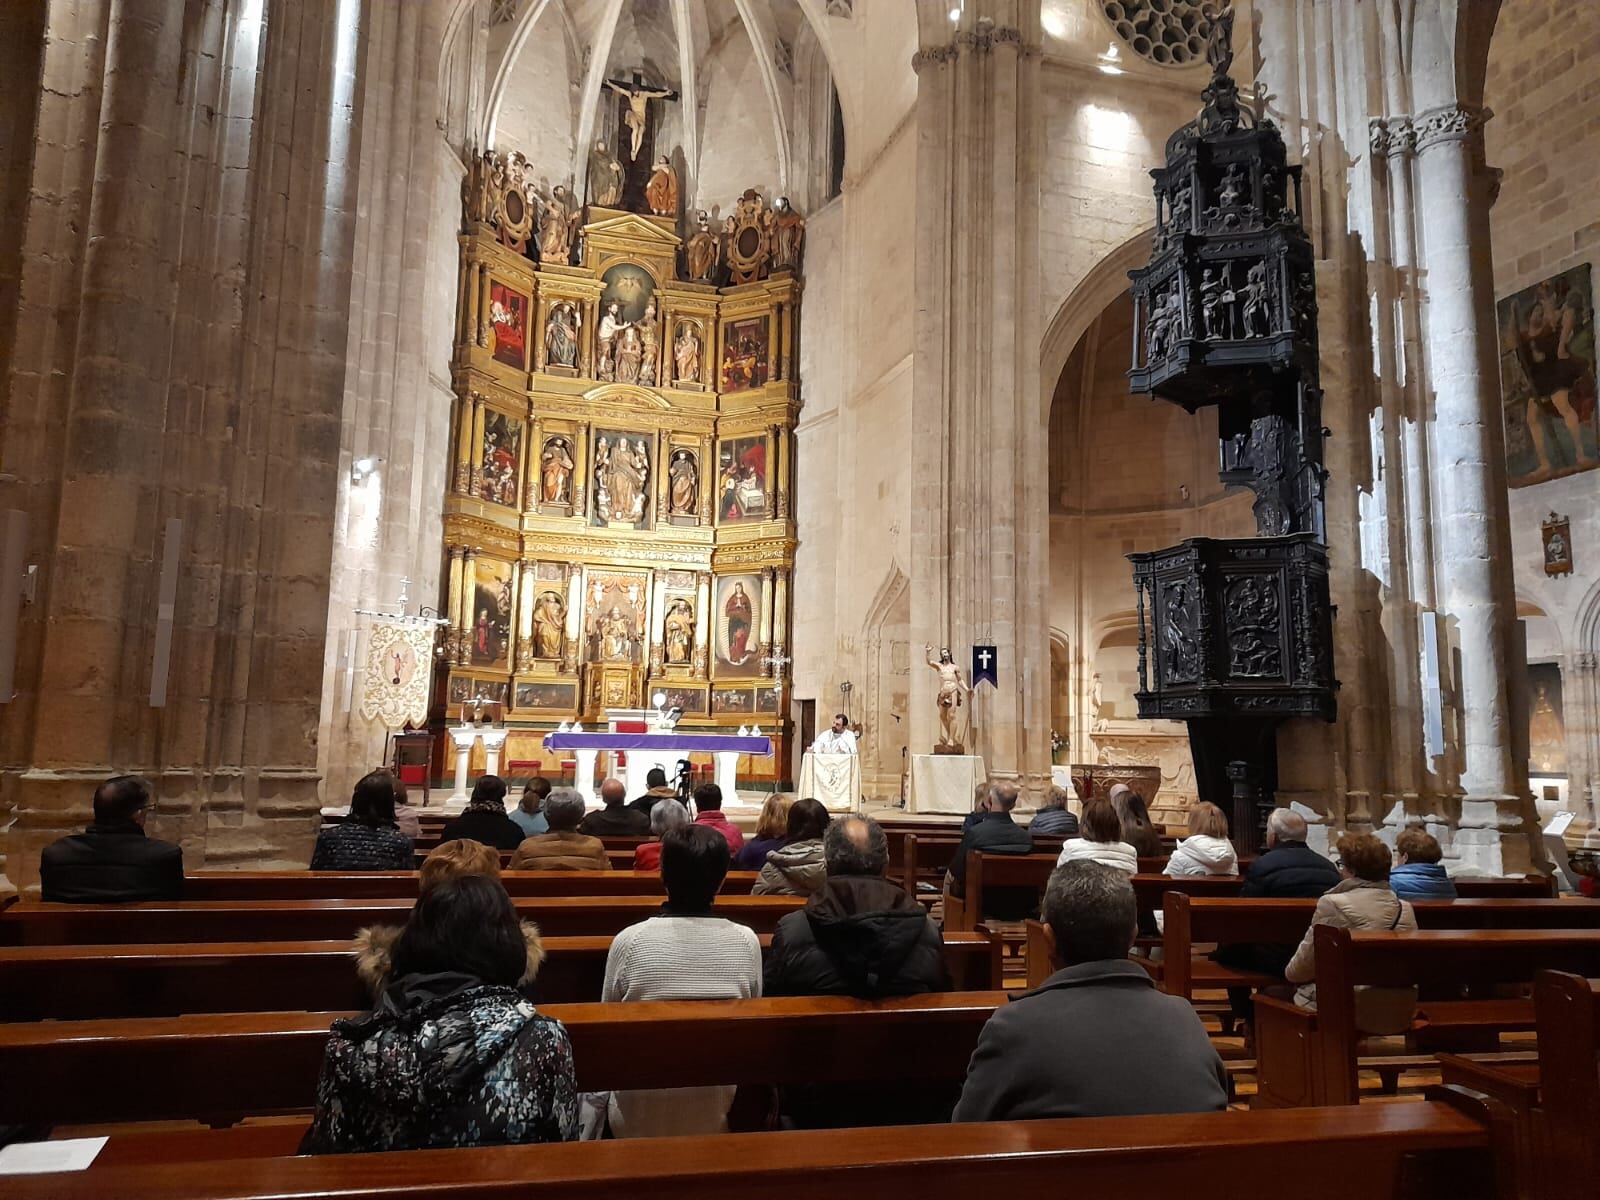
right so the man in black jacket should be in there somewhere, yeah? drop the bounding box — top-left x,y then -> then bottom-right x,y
765,815 -> 952,1126
944,780 -> 1033,919
40,775 -> 184,903
578,777 -> 650,837
438,775 -> 525,851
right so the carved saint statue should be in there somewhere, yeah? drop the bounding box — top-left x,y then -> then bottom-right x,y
538,185 -> 579,263
769,196 -> 805,270
543,302 -> 579,369
1199,268 -> 1225,340
540,436 -> 574,504
1205,4 -> 1236,77
597,302 -> 622,381
1242,260 -> 1271,336
604,74 -> 679,161
638,297 -> 658,386
673,322 -> 701,384
924,644 -> 971,750
724,583 -> 754,664
668,449 -> 698,515
597,606 -> 634,661
663,598 -> 694,666
532,591 -> 565,659
597,435 -> 647,522
686,211 -> 719,282
589,140 -> 624,207
614,322 -> 644,385
645,157 -> 678,217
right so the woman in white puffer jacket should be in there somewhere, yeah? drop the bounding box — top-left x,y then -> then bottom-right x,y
1163,802 -> 1239,877
1055,797 -> 1140,874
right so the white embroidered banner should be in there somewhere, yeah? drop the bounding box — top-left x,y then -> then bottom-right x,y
360,619 -> 435,728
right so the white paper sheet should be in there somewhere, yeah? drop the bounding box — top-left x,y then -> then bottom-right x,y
0,1136 -> 109,1175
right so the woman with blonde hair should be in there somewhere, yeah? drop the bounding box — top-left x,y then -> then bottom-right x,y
1164,802 -> 1239,877
734,793 -> 794,870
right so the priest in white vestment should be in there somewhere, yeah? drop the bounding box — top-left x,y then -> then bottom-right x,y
811,713 -> 858,755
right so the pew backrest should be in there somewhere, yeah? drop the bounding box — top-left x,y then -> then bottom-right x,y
181,870 -> 761,901
1533,969 -> 1600,1182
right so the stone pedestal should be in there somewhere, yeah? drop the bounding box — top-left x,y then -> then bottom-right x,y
449,726 -> 479,805
909,754 -> 986,816
480,727 -> 509,778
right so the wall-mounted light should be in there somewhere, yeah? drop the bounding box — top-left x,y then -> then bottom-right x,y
948,0 -> 963,23
1097,42 -> 1123,74
351,456 -> 382,484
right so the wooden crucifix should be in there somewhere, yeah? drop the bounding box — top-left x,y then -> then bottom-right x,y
604,71 -> 679,162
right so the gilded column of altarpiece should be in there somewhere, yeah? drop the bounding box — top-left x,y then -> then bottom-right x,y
442,162 -> 799,778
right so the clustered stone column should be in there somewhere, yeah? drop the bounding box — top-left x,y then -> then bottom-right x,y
909,0 -> 1050,798
0,0 -> 365,890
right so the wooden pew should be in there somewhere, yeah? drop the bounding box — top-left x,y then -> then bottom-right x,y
0,993 -> 1012,1128
411,848 -> 638,868
6,1098 -> 1504,1199
0,930 -> 1003,1020
1253,928 -> 1600,1108
0,894 -> 805,946
181,870 -> 761,901
1160,895 -> 1600,1002
1532,970 -> 1600,1186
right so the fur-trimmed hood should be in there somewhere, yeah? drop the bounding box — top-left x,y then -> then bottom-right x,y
353,919 -> 546,997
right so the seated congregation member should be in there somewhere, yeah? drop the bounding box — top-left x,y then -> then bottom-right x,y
601,825 -> 762,1137
1389,827 -> 1457,900
690,782 -> 745,853
953,862 -> 1228,1121
633,797 -> 690,872
510,777 -> 551,839
40,774 -> 184,903
440,774 -> 524,851
510,788 -> 611,871
1109,784 -> 1164,859
309,770 -> 414,871
578,777 -> 650,837
302,875 -> 576,1154
960,779 -> 994,833
945,780 -> 1037,921
765,815 -> 954,1128
753,797 -> 832,895
766,815 -> 950,998
392,778 -> 423,840
356,839 -> 544,998
1055,797 -> 1138,874
1028,785 -> 1080,839
733,792 -> 794,869
1163,801 -> 1239,877
627,766 -> 680,817
1284,832 -> 1418,1034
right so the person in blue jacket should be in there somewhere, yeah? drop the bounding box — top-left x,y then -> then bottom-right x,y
1388,827 -> 1457,900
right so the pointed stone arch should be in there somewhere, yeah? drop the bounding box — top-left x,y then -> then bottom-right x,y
861,561 -> 911,798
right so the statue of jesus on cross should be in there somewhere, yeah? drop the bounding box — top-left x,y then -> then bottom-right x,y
604,71 -> 679,161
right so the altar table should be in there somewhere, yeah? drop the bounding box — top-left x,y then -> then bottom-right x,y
544,732 -> 774,806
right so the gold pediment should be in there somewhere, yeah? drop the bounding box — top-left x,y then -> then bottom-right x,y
582,381 -> 673,410
581,210 -> 681,250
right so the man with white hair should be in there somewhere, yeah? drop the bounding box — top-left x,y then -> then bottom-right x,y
944,780 -> 1032,917
509,787 -> 611,870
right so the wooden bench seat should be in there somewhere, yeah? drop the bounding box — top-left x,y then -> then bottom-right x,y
0,930 -> 1002,1020
181,870 -> 761,901
1253,928 -> 1600,1108
0,895 -> 805,946
0,992 -> 1011,1128
3,1098 -> 1505,1199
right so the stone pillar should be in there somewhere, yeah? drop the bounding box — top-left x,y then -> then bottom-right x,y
1568,651 -> 1600,845
908,0 -> 1049,797
694,572 -> 712,679
459,549 -> 478,665
1412,103 -> 1535,873
516,563 -> 537,671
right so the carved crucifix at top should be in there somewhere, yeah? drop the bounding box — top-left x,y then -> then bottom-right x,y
604,71 -> 679,162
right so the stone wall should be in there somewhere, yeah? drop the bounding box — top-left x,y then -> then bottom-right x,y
1485,0 -> 1600,838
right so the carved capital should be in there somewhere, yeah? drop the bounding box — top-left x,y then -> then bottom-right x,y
1412,103 -> 1491,154
1368,116 -> 1416,160
1574,651 -> 1599,674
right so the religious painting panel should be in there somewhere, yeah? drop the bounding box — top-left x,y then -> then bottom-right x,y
528,587 -> 568,660
597,264 -> 659,385
717,435 -> 770,523
488,281 -> 529,370
1527,662 -> 1567,777
755,685 -> 780,714
537,434 -> 578,510
585,568 -> 650,665
720,315 -> 771,392
479,409 -> 522,507
591,429 -> 652,527
660,593 -> 697,668
714,573 -> 763,678
469,557 -> 516,669
1498,263 -> 1597,487
667,445 -> 701,524
658,685 -> 707,716
712,686 -> 755,715
671,318 -> 707,387
1542,511 -> 1574,576
515,681 -> 578,711
448,674 -> 509,707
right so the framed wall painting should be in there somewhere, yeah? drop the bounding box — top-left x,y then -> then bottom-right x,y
720,315 -> 770,392
714,573 -> 763,678
1498,263 -> 1597,487
468,557 -> 516,670
717,435 -> 769,522
488,281 -> 529,370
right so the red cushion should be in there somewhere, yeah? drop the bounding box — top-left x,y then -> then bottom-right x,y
397,765 -> 427,785
615,720 -> 648,733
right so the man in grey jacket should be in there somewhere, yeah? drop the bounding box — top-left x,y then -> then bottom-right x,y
953,861 -> 1229,1121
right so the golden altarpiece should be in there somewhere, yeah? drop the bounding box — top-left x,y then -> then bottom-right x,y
441,154 -> 800,781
